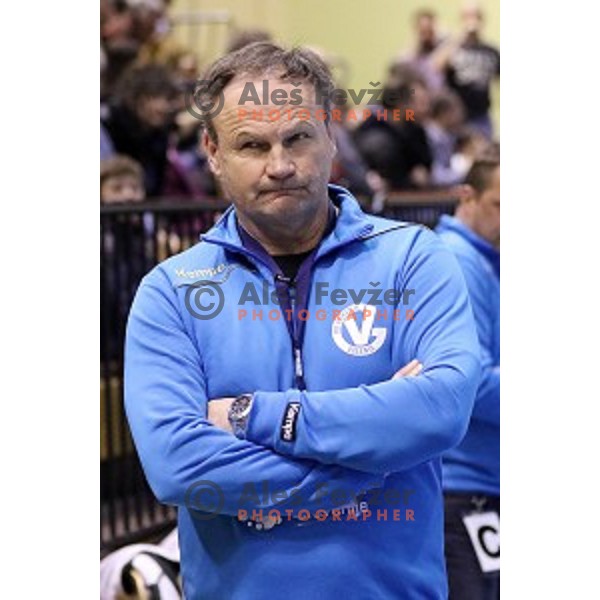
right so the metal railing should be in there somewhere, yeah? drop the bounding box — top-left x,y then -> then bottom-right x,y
381,189 -> 459,228
100,199 -> 227,555
100,191 -> 457,554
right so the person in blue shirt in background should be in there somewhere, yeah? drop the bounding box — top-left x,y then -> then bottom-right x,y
436,151 -> 500,599
125,42 -> 481,599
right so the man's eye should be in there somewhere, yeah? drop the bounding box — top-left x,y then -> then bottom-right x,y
288,132 -> 310,143
241,141 -> 261,150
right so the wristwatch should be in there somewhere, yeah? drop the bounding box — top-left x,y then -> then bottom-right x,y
228,394 -> 254,439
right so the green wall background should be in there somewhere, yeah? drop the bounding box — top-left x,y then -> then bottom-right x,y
171,0 -> 499,129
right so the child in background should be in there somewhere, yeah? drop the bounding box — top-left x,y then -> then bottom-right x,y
101,155 -> 146,204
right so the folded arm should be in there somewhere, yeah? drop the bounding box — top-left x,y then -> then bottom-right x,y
124,269 -> 384,518
243,230 -> 481,475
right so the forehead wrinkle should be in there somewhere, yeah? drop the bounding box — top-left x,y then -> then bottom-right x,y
216,105 -> 325,143
213,77 -> 326,141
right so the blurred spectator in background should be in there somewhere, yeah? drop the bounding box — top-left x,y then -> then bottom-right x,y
397,9 -> 445,93
451,126 -> 490,180
101,0 -> 140,99
102,65 -> 177,196
101,121 -> 116,160
435,3 -> 500,138
329,107 -> 387,199
101,0 -> 136,49
171,52 -> 200,92
101,0 -> 195,99
101,155 -> 146,204
226,28 -> 273,54
426,90 -> 467,186
354,65 -> 432,190
131,0 -> 190,69
163,110 -> 217,199
480,140 -> 500,161
304,46 -> 387,201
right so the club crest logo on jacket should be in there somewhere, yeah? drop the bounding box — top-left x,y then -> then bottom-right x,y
331,304 -> 387,356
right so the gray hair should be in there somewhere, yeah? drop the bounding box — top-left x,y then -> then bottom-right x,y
196,42 -> 335,143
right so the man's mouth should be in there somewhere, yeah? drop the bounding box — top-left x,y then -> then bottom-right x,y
260,186 -> 305,196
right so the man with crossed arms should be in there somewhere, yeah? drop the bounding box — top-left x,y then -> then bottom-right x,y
125,42 -> 480,599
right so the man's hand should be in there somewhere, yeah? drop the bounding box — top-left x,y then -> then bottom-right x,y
392,359 -> 423,380
207,397 -> 235,432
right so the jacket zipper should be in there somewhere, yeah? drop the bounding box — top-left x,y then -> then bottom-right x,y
203,223 -> 373,391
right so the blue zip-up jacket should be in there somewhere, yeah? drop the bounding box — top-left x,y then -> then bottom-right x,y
125,186 -> 480,599
436,215 -> 500,496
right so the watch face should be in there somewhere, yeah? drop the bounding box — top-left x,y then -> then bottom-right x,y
232,395 -> 252,419
229,395 -> 253,439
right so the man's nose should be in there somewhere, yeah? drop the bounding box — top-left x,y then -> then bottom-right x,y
265,146 -> 295,180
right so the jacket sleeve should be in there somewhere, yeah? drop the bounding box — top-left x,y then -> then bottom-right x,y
451,251 -> 500,427
124,268 -> 384,517
245,229 -> 481,475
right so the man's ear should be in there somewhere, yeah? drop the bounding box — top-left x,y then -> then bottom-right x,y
454,184 -> 476,204
201,129 -> 221,177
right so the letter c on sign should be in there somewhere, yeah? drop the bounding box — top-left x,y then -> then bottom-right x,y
478,525 -> 500,558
